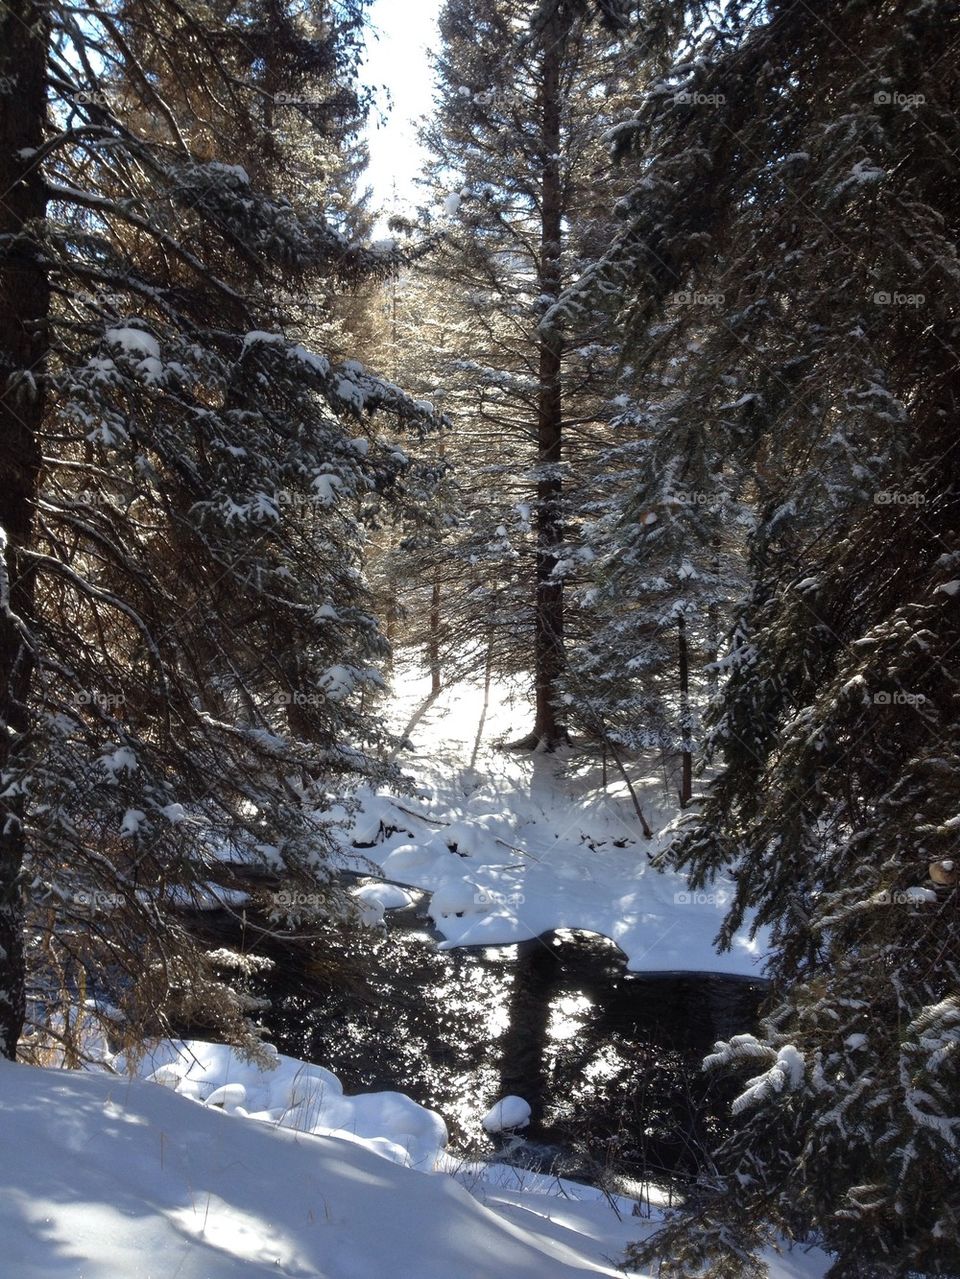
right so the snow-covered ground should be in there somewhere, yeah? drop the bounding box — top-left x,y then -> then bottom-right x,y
3,1041 -> 830,1278
337,663 -> 769,978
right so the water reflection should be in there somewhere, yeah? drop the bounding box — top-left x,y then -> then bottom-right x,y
205,903 -> 763,1190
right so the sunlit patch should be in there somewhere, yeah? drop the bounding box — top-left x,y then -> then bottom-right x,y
548,993 -> 592,1042
169,1195 -> 311,1271
582,1043 -> 627,1084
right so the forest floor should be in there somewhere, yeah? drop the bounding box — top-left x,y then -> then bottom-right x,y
337,660 -> 768,978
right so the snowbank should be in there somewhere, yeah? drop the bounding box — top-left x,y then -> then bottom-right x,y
0,1053 -> 831,1279
125,1038 -> 448,1171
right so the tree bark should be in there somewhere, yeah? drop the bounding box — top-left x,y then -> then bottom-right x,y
677,612 -> 693,807
0,0 -> 49,1058
428,569 -> 442,696
514,6 -> 569,752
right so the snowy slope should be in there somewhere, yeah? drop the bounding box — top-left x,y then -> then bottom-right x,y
337,665 -> 769,977
1,1052 -> 830,1279
1,1057 -> 636,1279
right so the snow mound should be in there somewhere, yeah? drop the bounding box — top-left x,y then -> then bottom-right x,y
126,1039 -> 447,1171
482,1096 -> 532,1133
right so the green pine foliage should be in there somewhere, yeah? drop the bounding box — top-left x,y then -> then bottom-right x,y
1,0 -> 440,1056
550,0 -> 960,1272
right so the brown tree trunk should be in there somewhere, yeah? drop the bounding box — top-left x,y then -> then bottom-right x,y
678,613 -> 693,807
0,0 -> 49,1058
513,7 -> 569,752
428,569 -> 442,696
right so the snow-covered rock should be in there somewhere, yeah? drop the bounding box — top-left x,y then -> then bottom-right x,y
481,1096 -> 532,1133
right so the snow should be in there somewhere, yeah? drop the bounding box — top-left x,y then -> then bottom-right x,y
167,883 -> 251,912
242,329 -> 285,349
319,663 -> 355,701
732,1043 -> 805,1115
105,326 -> 160,359
289,344 -> 331,377
336,664 -> 770,977
129,1039 -> 448,1172
208,161 -> 250,183
482,1096 -> 532,1133
311,472 -> 344,505
104,327 -> 164,383
335,375 -> 365,410
0,1046 -> 831,1279
98,744 -> 138,777
443,191 -> 462,217
903,885 -> 938,903
351,879 -> 418,925
119,807 -> 145,836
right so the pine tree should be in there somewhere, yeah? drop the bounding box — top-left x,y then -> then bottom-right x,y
0,0 -> 438,1059
550,0 -> 960,1272
420,0 -> 642,748
565,396 -> 744,806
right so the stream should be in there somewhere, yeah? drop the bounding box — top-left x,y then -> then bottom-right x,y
197,890 -> 764,1196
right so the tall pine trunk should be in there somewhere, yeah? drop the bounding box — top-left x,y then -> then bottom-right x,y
428,569 -> 442,695
0,0 -> 49,1058
516,6 -> 568,751
677,612 -> 693,807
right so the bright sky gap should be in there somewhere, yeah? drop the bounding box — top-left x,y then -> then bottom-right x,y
361,0 -> 442,228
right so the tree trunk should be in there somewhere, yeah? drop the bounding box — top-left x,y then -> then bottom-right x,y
677,612 -> 693,807
0,0 -> 49,1058
428,568 -> 442,696
514,7 -> 569,752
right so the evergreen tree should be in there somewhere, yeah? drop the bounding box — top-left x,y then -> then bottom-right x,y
420,0 -> 641,748
0,0 -> 437,1059
550,0 -> 960,1272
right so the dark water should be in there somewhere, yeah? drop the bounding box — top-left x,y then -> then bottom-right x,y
201,892 -> 764,1193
